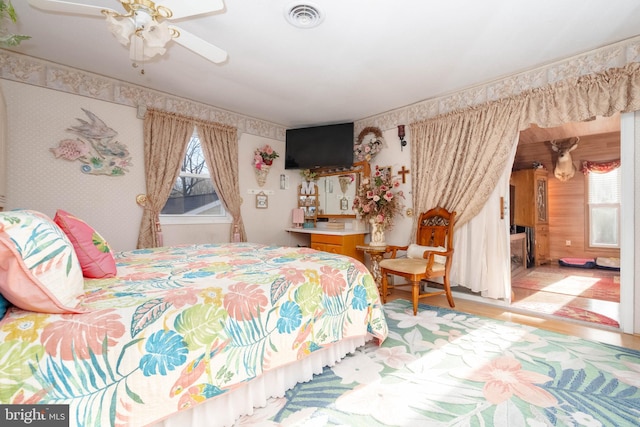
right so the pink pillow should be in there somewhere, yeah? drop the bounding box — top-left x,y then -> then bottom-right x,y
54,210 -> 117,279
0,210 -> 85,313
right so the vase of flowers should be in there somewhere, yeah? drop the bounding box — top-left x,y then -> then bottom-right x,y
352,165 -> 404,246
253,144 -> 279,186
254,144 -> 279,167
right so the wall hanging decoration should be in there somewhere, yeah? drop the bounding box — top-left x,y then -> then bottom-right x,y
50,108 -> 132,176
253,144 -> 279,187
256,191 -> 268,209
354,126 -> 384,162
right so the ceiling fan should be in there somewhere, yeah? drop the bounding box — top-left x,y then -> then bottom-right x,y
28,0 -> 228,65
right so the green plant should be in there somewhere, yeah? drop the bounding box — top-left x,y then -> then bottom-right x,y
0,1 -> 30,47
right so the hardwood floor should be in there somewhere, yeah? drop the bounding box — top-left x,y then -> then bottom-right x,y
510,265 -> 621,324
385,288 -> 640,351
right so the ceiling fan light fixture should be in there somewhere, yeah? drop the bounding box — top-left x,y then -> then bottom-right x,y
105,12 -> 135,45
104,7 -> 172,61
285,3 -> 324,29
30,0 -> 228,65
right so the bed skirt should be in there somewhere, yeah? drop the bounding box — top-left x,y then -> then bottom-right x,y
149,335 -> 369,427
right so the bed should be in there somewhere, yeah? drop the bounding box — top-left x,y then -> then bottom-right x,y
0,210 -> 388,427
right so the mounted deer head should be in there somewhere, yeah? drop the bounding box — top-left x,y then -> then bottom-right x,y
550,137 -> 579,182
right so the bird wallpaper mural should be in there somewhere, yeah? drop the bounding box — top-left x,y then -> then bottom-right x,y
50,108 -> 132,176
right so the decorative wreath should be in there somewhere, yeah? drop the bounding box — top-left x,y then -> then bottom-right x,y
354,126 -> 385,162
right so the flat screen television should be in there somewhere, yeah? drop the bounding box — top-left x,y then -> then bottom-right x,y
285,122 -> 355,169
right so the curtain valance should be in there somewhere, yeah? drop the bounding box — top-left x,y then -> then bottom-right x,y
410,62 -> 640,229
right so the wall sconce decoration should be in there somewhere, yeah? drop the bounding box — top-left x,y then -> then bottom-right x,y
398,125 -> 407,151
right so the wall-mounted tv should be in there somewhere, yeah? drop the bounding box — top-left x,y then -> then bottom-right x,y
285,122 -> 355,169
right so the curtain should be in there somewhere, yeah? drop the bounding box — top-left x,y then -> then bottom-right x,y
197,122 -> 246,242
410,97 -> 523,229
409,62 -> 640,294
137,109 -> 192,248
582,159 -> 621,174
451,136 -> 518,300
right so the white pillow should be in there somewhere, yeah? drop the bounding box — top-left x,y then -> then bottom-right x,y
406,244 -> 447,264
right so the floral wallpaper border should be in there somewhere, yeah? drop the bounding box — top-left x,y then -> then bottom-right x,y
0,51 -> 286,141
2,34 -> 640,140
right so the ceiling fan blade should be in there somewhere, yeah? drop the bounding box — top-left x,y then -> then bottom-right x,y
28,0 -> 116,17
157,0 -> 225,20
169,25 -> 227,64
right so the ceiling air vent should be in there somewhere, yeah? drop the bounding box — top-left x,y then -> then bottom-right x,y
285,3 -> 324,29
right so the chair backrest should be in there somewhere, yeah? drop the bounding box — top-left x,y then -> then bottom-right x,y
416,207 -> 456,249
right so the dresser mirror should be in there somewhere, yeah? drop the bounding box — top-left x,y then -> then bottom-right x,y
315,161 -> 370,219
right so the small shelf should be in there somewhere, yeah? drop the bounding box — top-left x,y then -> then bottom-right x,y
298,182 -> 318,227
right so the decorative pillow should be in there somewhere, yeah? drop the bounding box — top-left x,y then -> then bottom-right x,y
54,209 -> 117,279
0,210 -> 85,313
407,243 -> 447,264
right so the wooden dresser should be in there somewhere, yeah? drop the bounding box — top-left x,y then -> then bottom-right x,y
286,228 -> 366,262
511,168 -> 550,266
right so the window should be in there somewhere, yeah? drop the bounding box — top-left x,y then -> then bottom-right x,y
588,168 -> 620,248
160,130 -> 228,224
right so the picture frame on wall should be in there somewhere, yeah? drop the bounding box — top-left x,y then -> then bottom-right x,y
340,197 -> 349,210
256,192 -> 268,209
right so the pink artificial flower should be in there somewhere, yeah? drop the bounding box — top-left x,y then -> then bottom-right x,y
263,145 -> 274,155
376,214 -> 384,223
383,191 -> 394,201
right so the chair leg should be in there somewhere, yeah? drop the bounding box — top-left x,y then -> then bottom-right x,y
411,280 -> 419,315
443,275 -> 455,308
380,271 -> 388,303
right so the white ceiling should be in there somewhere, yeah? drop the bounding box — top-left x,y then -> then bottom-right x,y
8,1 -> 640,128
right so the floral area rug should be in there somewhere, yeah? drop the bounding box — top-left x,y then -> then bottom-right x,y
511,268 -> 620,302
508,300 -> 620,328
235,299 -> 640,426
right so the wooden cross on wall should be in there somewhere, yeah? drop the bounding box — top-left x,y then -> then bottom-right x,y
398,165 -> 410,183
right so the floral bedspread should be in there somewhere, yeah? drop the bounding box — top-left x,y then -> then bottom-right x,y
0,243 -> 388,426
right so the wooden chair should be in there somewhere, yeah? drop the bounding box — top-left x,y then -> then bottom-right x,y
379,207 -> 456,315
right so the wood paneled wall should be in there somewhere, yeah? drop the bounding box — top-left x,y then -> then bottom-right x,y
512,132 -> 620,261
